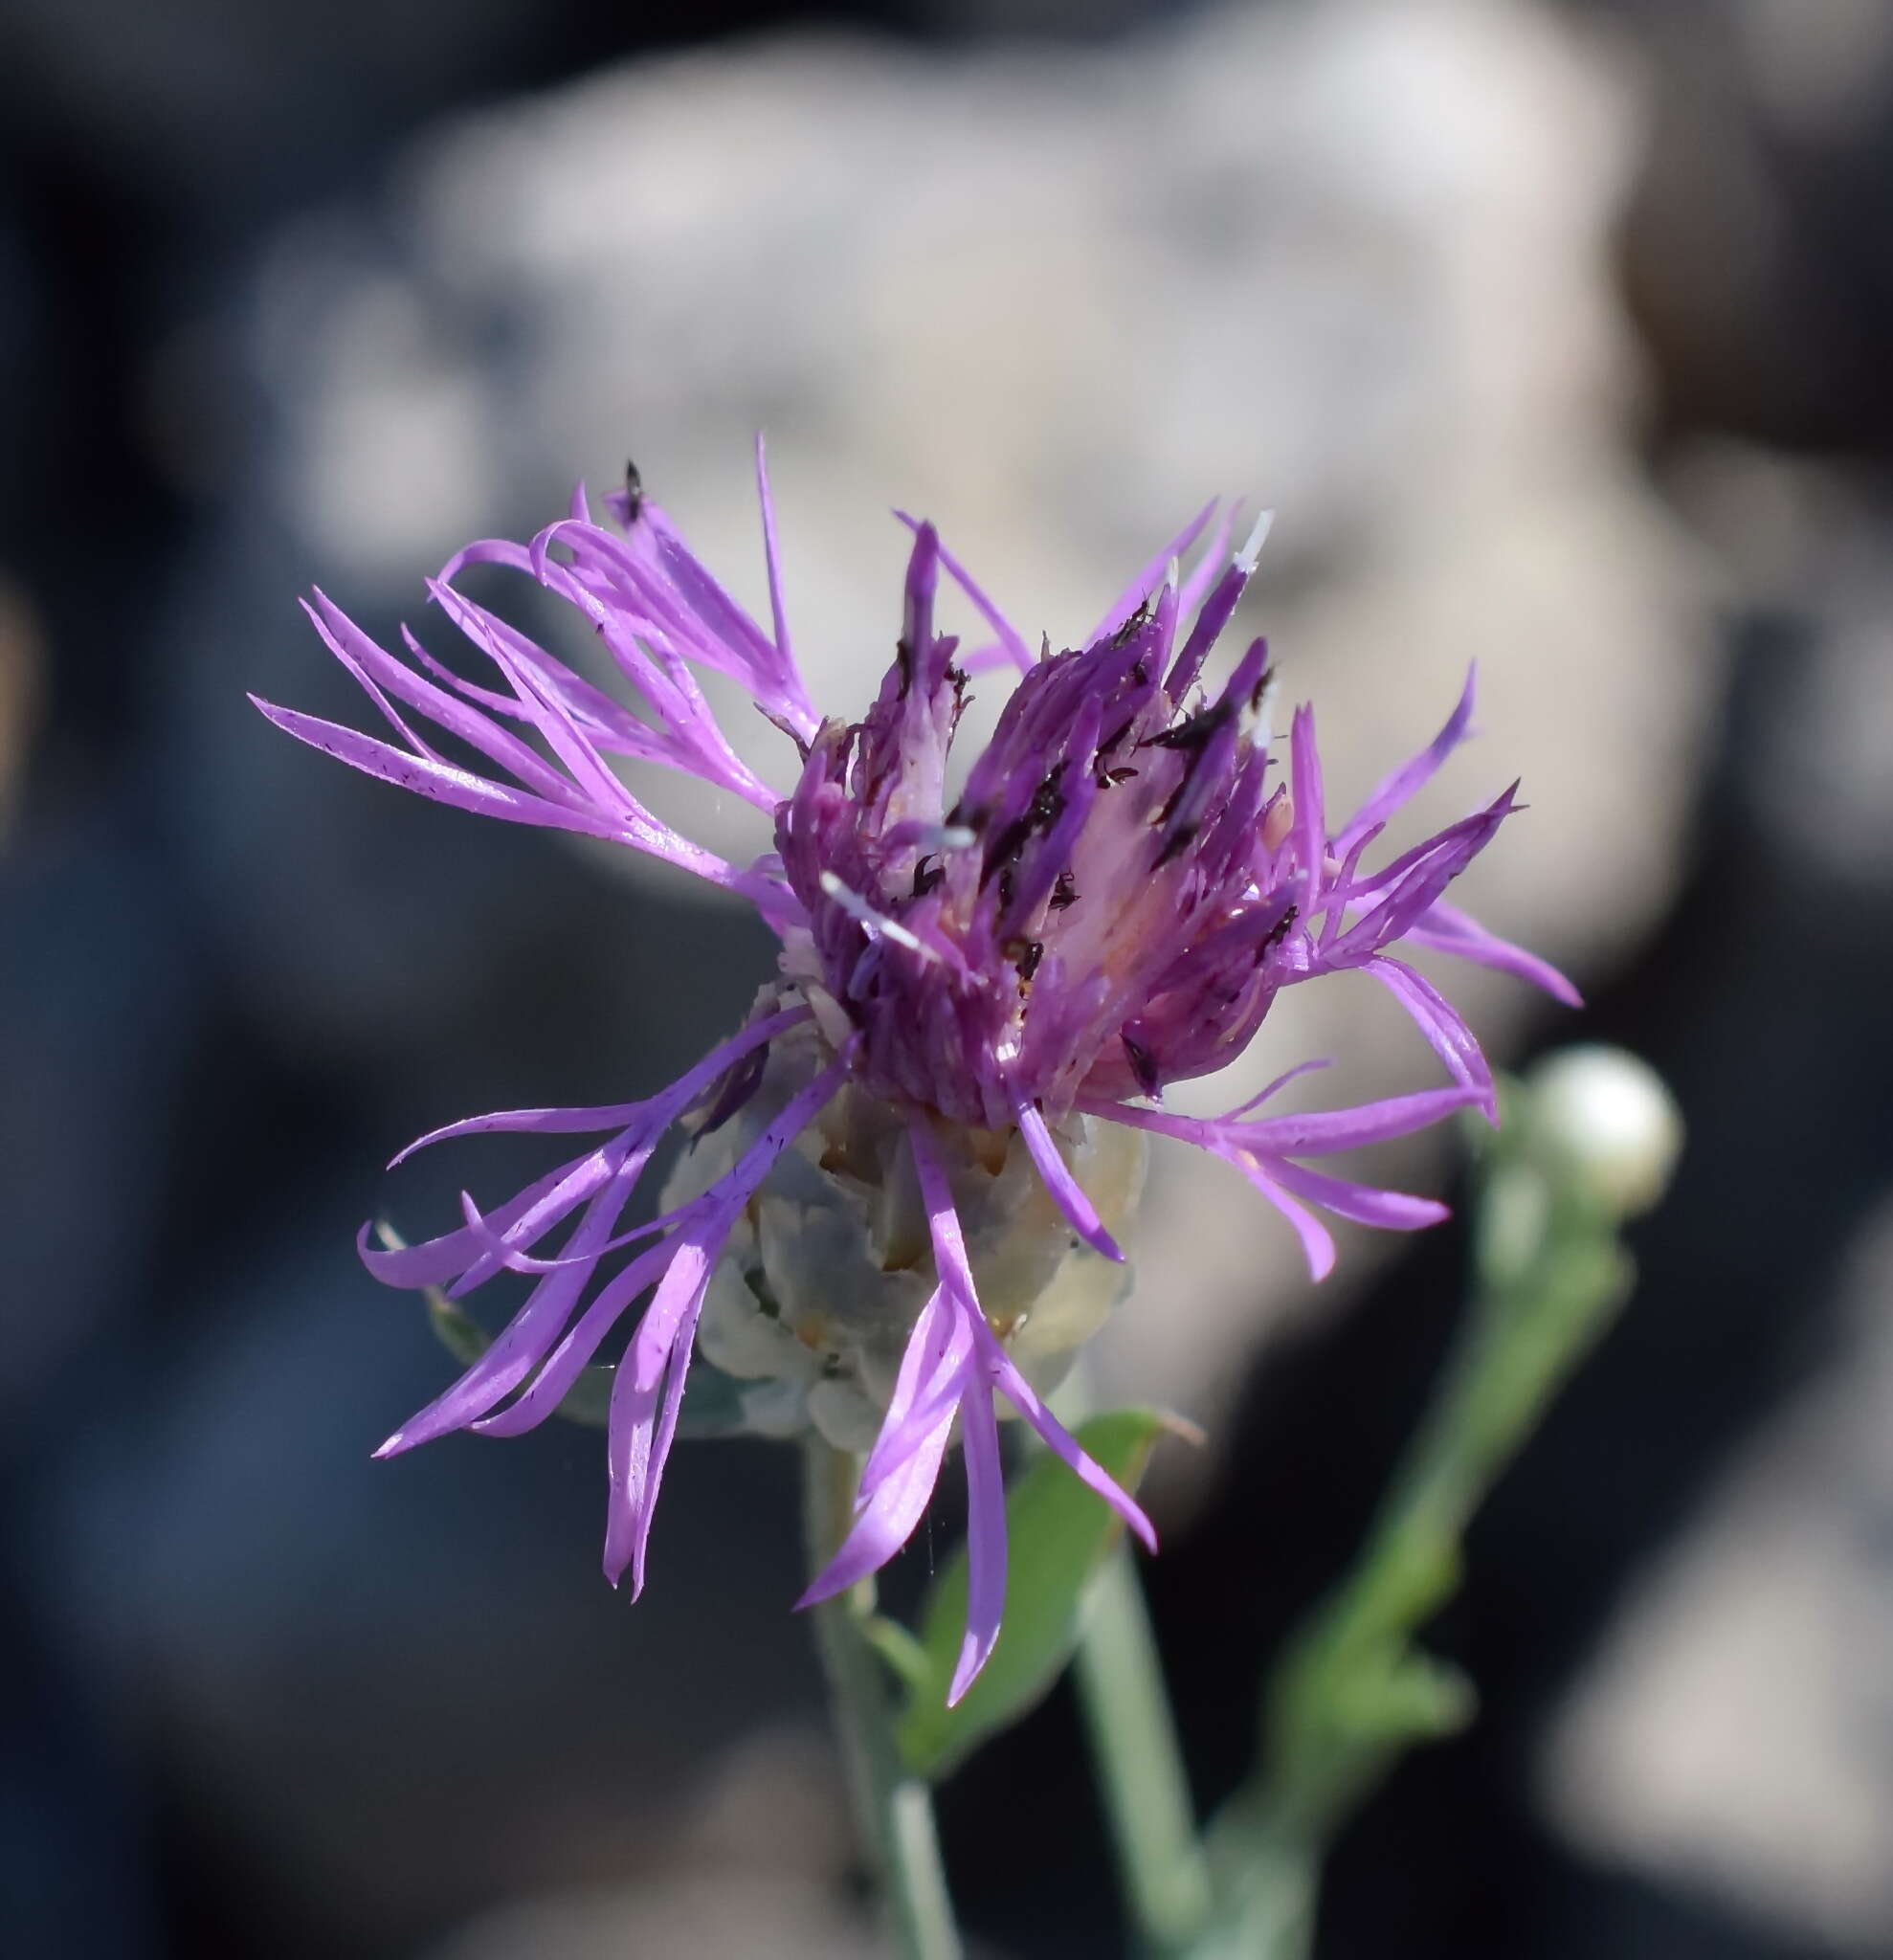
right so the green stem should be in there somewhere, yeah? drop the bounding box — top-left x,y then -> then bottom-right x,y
1201,1126 -> 1638,1952
1197,1806 -> 1317,1960
1072,1548 -> 1214,1956
801,1437 -> 963,1960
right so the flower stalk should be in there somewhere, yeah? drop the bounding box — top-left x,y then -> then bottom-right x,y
1199,1055 -> 1677,1958
1073,1548 -> 1214,1957
801,1436 -> 963,1960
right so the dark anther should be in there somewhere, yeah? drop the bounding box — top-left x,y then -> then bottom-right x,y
693,1039 -> 769,1138
1255,903 -> 1298,962
1145,702 -> 1229,752
1154,820 -> 1200,870
623,459 -> 644,521
1100,716 -> 1137,755
1121,1032 -> 1160,1096
1016,940 -> 1044,982
997,867 -> 1015,909
895,636 -> 915,689
1249,663 -> 1276,712
945,799 -> 988,836
984,815 -> 1036,876
1027,761 -> 1069,833
1104,767 -> 1139,786
1050,869 -> 1079,910
1131,659 -> 1150,686
1112,600 -> 1152,646
912,855 -> 945,899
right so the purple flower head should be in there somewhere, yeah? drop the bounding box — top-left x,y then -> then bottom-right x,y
255,444 -> 1573,1702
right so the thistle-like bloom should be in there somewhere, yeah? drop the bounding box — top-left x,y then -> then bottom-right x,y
255,446 -> 1572,1701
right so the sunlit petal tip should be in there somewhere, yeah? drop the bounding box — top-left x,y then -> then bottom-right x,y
945,1664 -> 977,1708
1236,507 -> 1275,572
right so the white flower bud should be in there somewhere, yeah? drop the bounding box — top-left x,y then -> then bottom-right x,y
1524,1045 -> 1682,1217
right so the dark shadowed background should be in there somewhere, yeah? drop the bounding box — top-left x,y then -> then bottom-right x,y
5,0 -> 1892,1954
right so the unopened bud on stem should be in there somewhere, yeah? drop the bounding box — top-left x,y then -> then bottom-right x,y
1524,1045 -> 1682,1218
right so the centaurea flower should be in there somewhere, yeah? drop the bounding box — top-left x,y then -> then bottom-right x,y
255,447 -> 1572,1701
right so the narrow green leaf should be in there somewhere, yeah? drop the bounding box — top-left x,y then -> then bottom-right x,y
423,1286 -> 492,1370
862,1615 -> 934,1694
898,1407 -> 1173,1781
1377,1652 -> 1476,1741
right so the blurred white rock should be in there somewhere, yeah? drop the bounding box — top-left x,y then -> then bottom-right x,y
422,1726 -> 880,1960
1539,1193 -> 1893,1953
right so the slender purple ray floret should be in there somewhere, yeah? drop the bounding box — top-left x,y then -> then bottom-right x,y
255,443 -> 1572,1702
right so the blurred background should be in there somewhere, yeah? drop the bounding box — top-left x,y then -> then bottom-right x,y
5,0 -> 1892,1952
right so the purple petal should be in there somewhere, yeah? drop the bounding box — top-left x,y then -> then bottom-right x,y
1407,900 -> 1584,1008
1175,503 -> 1236,624
372,1009 -> 811,1301
1088,501 -> 1216,645
375,1179 -> 635,1455
637,502 -> 819,738
397,1148 -> 623,1301
1167,546 -> 1250,700
447,1179 -> 719,1284
973,1316 -> 1156,1553
1322,787 -> 1517,966
755,433 -> 797,678
301,597 -> 448,768
386,1007 -> 809,1165
857,1281 -> 973,1503
423,580 -> 650,818
1088,1084 -> 1479,1159
469,1236 -> 678,1438
1291,702 -> 1327,917
955,640 -> 1026,676
1221,1057 -> 1334,1121
252,697 -> 630,839
600,1060 -> 851,1592
602,1236 -> 712,1593
909,1120 -> 979,1299
1013,1098 -> 1125,1262
949,1367 -> 1008,1706
304,591 -> 604,811
1232,1158 -> 1336,1281
796,1403 -> 960,1609
904,1121 -> 1011,1704
1319,823 -> 1384,952
396,1040 -> 842,1469
894,511 -> 1034,675
360,1158 -> 593,1287
439,553 -> 778,807
1263,1158 -> 1451,1232
1227,1085 -> 1482,1157
1366,956 -> 1497,1123
1335,664 -> 1478,854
